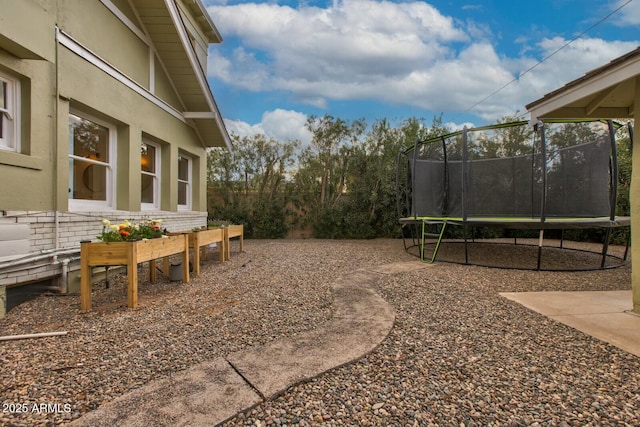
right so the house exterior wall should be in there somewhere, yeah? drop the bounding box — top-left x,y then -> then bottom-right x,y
0,0 -> 228,315
53,47 -> 208,213
57,0 -> 152,89
0,47 -> 56,210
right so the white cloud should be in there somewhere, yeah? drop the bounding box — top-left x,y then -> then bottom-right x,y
207,0 -> 467,105
208,48 -> 269,91
223,118 -> 265,139
207,0 -> 639,124
445,121 -> 476,132
224,109 -> 313,146
611,0 -> 640,26
261,109 -> 313,144
392,37 -> 638,122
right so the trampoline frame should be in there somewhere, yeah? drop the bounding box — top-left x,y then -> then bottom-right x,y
399,216 -> 630,271
396,120 -> 632,271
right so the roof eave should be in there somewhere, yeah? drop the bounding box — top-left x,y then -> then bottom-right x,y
163,0 -> 232,151
526,46 -> 640,121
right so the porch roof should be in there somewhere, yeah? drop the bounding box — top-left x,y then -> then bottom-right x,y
526,46 -> 640,122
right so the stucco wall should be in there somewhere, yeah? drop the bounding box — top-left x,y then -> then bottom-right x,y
0,0 -> 224,293
0,48 -> 56,211
56,0 -> 151,88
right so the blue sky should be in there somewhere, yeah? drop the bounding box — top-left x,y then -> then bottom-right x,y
202,0 -> 640,144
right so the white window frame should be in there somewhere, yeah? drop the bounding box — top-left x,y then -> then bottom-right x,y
0,71 -> 20,152
68,110 -> 116,211
177,153 -> 192,211
141,139 -> 161,211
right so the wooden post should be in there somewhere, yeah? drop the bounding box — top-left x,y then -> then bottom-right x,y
224,227 -> 230,261
224,225 -> 244,261
149,259 -> 157,283
80,241 -> 92,312
127,241 -> 138,308
182,234 -> 190,283
192,232 -> 201,276
163,256 -> 170,278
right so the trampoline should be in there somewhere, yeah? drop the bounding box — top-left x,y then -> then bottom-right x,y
397,119 -> 631,271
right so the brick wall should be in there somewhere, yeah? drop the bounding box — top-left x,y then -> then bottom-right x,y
0,210 -> 208,289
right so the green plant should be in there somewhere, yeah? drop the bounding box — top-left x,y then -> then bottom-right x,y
97,218 -> 166,242
207,219 -> 233,228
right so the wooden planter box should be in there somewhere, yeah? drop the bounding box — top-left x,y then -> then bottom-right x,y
166,228 -> 225,276
80,234 -> 189,312
224,224 -> 244,261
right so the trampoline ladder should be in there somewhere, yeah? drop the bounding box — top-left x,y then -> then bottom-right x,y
420,221 -> 448,263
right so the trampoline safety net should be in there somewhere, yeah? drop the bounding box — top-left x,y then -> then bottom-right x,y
402,120 -> 616,220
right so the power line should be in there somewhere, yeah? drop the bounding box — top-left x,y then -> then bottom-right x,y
465,0 -> 634,115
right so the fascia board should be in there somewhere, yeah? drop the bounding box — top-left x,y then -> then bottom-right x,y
164,0 -> 233,151
527,57 -> 640,121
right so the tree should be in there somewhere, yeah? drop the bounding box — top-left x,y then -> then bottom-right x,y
207,134 -> 298,238
207,115 -> 631,242
293,115 -> 365,236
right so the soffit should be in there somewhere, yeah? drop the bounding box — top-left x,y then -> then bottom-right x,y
526,47 -> 640,121
130,0 -> 231,149
132,0 -> 206,111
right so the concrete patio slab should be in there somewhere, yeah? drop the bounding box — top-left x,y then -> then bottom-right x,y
501,290 -> 640,357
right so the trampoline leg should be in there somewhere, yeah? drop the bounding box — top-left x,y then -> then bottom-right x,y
464,225 -> 469,264
601,227 -> 612,269
536,229 -> 544,271
420,221 -> 426,261
401,224 -> 415,252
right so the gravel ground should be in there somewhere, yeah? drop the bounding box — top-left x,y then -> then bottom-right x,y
0,238 -> 638,426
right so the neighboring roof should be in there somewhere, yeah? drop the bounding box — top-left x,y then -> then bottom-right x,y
132,0 -> 232,150
526,46 -> 640,121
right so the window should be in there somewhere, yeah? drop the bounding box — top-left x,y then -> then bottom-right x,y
141,140 -> 160,209
68,112 -> 115,209
177,154 -> 191,210
0,71 -> 19,152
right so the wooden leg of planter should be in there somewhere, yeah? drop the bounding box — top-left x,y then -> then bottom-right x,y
149,259 -> 156,283
80,242 -> 92,312
193,249 -> 200,276
183,234 -> 190,283
127,245 -> 138,309
224,228 -> 230,261
163,257 -> 169,278
192,235 -> 200,277
219,239 -> 225,262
